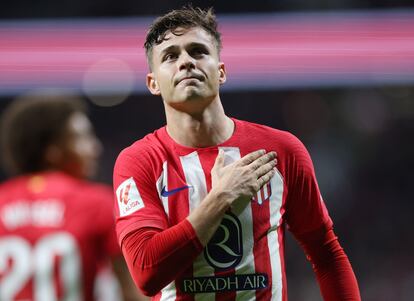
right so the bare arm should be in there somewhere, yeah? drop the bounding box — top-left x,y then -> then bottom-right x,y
111,256 -> 150,301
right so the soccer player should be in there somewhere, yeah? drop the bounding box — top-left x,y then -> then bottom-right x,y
0,94 -> 147,301
113,6 -> 361,301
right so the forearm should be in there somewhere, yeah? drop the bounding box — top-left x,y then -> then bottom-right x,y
111,256 -> 150,301
122,219 -> 203,296
295,228 -> 361,301
122,190 -> 231,296
186,187 -> 231,246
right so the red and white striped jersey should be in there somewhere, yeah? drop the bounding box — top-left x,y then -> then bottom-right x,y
0,171 -> 121,301
114,118 -> 332,301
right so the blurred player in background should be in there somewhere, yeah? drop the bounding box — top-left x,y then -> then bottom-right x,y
113,6 -> 361,300
0,93 -> 147,301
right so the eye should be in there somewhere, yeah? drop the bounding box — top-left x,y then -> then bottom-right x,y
163,53 -> 177,62
191,47 -> 207,57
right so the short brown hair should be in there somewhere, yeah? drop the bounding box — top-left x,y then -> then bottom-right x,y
144,5 -> 222,67
0,93 -> 85,175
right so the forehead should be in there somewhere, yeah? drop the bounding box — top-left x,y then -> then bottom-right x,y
153,27 -> 216,55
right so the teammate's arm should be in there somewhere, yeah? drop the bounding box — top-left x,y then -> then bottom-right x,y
111,256 -> 150,301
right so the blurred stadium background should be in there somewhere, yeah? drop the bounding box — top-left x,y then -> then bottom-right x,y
1,1 -> 413,300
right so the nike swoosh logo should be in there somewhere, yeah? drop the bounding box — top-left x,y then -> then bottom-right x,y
161,185 -> 191,197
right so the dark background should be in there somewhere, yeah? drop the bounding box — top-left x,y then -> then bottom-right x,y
1,1 -> 414,300
1,0 -> 413,18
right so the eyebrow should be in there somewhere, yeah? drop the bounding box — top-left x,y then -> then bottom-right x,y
160,45 -> 178,57
159,42 -> 210,57
187,42 -> 209,50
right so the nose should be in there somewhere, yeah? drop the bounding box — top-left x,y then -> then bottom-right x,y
178,51 -> 195,71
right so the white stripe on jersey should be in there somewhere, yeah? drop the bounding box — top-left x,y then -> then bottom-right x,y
267,170 -> 284,301
256,189 -> 263,205
156,161 -> 169,217
180,151 -> 215,301
219,147 -> 257,301
180,151 -> 207,212
263,183 -> 270,201
156,161 -> 178,301
160,282 -> 177,301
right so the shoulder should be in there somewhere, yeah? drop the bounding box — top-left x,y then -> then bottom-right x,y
65,179 -> 115,220
77,180 -> 112,197
64,176 -> 113,202
237,119 -> 305,152
116,129 -> 166,164
0,177 -> 22,204
65,179 -> 117,234
114,128 -> 168,183
0,177 -> 16,193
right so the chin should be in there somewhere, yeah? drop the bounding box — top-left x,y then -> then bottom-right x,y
169,93 -> 203,104
180,86 -> 203,99
185,93 -> 205,102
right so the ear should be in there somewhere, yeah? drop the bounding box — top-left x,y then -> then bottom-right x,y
44,144 -> 63,167
146,72 -> 161,95
218,62 -> 227,85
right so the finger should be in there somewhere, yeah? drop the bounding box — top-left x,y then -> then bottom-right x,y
239,149 -> 266,166
254,159 -> 277,178
257,168 -> 276,188
247,151 -> 277,171
213,148 -> 225,169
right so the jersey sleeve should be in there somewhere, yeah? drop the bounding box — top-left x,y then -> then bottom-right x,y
283,133 -> 333,236
295,228 -> 361,300
113,145 -> 169,246
122,221 -> 203,296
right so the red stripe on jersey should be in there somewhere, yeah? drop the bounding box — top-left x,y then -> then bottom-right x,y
279,181 -> 289,301
167,158 -> 194,301
215,270 -> 237,301
55,255 -> 63,299
278,225 -> 288,301
167,159 -> 191,224
198,150 -> 216,192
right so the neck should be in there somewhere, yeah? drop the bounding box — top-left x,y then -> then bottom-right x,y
165,97 -> 234,148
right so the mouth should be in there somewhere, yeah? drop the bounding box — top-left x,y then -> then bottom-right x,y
175,74 -> 204,86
